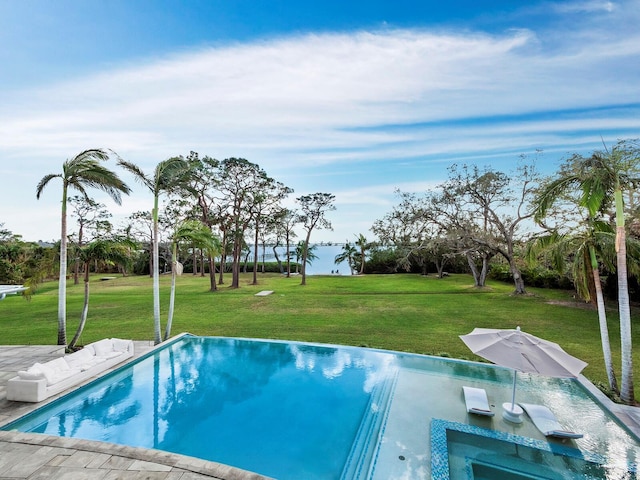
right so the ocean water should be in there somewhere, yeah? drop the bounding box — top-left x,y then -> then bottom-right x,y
253,244 -> 353,275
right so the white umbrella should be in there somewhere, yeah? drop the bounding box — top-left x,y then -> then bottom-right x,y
459,326 -> 588,421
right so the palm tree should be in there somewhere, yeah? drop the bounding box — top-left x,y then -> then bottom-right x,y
535,142 -> 640,403
69,239 -> 136,349
528,221 -> 619,392
354,234 -> 374,274
165,221 -> 220,341
291,241 -> 317,273
118,157 -> 192,345
36,149 -> 131,346
335,242 -> 357,274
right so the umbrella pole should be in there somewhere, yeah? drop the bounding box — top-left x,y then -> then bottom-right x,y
502,369 -> 524,423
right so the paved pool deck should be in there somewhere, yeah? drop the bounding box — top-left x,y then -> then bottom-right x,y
0,343 -> 271,480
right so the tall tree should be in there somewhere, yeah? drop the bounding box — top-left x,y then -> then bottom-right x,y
217,158 -> 271,288
250,181 -> 293,285
534,140 -> 640,403
440,162 -> 538,294
184,152 -> 221,291
118,157 -> 192,344
273,208 -> 298,277
36,149 -> 131,346
296,193 -> 336,285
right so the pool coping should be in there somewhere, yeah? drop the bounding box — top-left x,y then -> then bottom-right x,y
0,429 -> 272,479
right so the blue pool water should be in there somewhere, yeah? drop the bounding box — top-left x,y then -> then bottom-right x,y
4,336 -> 398,479
4,335 -> 640,479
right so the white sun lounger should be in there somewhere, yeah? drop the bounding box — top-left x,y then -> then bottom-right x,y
519,403 -> 583,439
462,386 -> 495,416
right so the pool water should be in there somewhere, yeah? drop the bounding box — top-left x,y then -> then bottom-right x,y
4,335 -> 640,479
4,336 -> 399,479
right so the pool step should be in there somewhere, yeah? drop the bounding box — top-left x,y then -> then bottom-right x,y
339,369 -> 399,480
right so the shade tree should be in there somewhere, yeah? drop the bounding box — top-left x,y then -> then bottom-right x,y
249,181 -> 293,285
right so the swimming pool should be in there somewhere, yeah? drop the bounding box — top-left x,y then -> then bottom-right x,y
3,335 -> 640,479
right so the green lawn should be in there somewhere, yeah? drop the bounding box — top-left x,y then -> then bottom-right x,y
2,272 -> 638,390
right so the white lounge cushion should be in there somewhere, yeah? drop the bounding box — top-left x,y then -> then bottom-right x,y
17,370 -> 46,380
113,338 -> 131,353
65,349 -> 94,369
93,339 -> 115,357
519,403 -> 583,439
47,357 -> 71,372
462,386 -> 495,417
33,361 -> 77,386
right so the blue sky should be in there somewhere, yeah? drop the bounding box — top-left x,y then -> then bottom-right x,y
1,0 -> 639,243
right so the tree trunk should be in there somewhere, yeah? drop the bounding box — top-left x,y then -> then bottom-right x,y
591,256 -> 618,393
285,235 -> 291,277
617,224 -> 635,403
218,231 -> 227,285
466,253 -> 480,286
192,245 -> 198,275
252,227 -> 259,285
58,186 -> 68,346
479,256 -> 489,286
435,257 -> 446,278
510,260 -> 526,294
273,245 -> 284,274
208,254 -> 217,292
69,265 -> 90,349
231,237 -> 241,288
164,243 -> 178,341
152,198 -> 162,345
301,234 -> 311,285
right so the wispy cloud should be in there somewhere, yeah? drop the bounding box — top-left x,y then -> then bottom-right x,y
1,1 -> 639,241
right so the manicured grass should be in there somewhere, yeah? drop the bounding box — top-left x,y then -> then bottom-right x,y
1,272 -> 638,388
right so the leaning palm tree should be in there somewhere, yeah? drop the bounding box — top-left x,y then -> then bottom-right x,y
528,222 -> 619,393
69,238 -> 136,349
165,220 -> 221,341
36,149 -> 131,346
534,142 -> 640,403
118,157 -> 192,345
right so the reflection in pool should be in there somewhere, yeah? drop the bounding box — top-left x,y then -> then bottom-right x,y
4,336 -> 399,480
3,335 -> 640,479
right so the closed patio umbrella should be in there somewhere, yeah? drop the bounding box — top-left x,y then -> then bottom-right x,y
459,326 -> 588,422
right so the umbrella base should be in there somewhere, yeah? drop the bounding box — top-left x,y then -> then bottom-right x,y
502,402 -> 524,423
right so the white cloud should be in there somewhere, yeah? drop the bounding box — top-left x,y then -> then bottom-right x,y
1,4 -> 639,242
